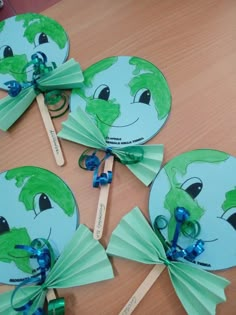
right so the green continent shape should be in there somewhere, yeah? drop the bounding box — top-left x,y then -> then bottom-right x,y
0,20 -> 5,32
0,55 -> 28,82
163,150 -> 229,240
16,13 -> 67,49
86,98 -> 120,138
129,57 -> 171,120
83,56 -> 118,87
74,56 -> 120,136
222,187 -> 236,211
0,228 -> 32,274
5,166 -> 75,216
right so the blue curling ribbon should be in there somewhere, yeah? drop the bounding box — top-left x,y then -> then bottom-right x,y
4,51 -> 55,97
4,80 -> 22,97
171,207 -> 189,249
11,238 -> 54,315
84,151 -> 100,171
166,207 -> 205,261
93,169 -> 113,188
184,239 -> 205,261
79,148 -> 113,188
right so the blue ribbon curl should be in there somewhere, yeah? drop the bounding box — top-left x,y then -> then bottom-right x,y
79,148 -> 113,188
11,238 -> 54,315
157,207 -> 205,261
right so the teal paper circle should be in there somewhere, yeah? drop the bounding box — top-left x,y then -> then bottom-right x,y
0,166 -> 78,285
149,149 -> 236,271
0,13 -> 69,90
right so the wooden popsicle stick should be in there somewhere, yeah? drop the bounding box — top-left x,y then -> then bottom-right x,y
36,94 -> 65,166
119,264 -> 166,315
93,155 -> 114,240
46,288 -> 57,302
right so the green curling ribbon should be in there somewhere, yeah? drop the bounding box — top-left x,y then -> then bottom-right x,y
44,90 -> 69,118
48,298 -> 65,315
181,220 -> 201,239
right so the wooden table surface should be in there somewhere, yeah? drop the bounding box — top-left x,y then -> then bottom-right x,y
0,0 -> 236,314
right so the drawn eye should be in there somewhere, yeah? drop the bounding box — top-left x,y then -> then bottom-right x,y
39,193 -> 52,211
134,89 -> 151,105
222,208 -> 236,230
0,216 -> 10,235
93,84 -> 110,101
35,32 -> 49,46
0,45 -> 14,58
181,177 -> 203,199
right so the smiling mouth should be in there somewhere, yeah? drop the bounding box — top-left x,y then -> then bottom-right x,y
202,238 -> 218,243
97,115 -> 139,128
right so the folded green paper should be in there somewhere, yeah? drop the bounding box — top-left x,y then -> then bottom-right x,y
0,224 -> 114,314
58,107 -> 164,186
0,58 -> 84,131
106,207 -> 230,315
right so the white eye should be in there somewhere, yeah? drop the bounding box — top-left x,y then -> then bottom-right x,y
222,208 -> 236,230
0,45 -> 14,58
133,88 -> 151,105
93,84 -> 110,100
34,32 -> 49,46
181,177 -> 203,199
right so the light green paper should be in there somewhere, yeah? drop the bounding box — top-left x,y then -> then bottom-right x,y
0,224 -> 114,314
106,207 -> 230,315
0,58 -> 84,131
58,107 -> 164,186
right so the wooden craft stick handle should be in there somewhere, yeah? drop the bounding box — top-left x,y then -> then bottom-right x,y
46,288 -> 57,302
36,94 -> 65,166
119,264 -> 166,315
93,155 -> 114,240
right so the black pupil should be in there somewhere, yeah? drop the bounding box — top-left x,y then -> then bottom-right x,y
139,89 -> 151,104
3,46 -> 13,58
39,193 -> 52,211
98,87 -> 110,101
0,216 -> 10,235
227,213 -> 236,230
38,33 -> 49,44
185,182 -> 203,199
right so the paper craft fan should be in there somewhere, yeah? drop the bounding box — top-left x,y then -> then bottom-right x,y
149,149 -> 236,271
107,207 -> 230,315
0,166 -> 78,285
58,56 -> 171,238
0,13 -> 84,165
0,224 -> 114,315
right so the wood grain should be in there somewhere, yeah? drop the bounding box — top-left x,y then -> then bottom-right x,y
0,0 -> 236,314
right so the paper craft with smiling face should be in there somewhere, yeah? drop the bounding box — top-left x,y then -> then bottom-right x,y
0,13 -> 69,89
59,56 -> 170,239
70,56 -> 171,147
0,166 -> 78,285
149,149 -> 236,270
0,13 -> 83,166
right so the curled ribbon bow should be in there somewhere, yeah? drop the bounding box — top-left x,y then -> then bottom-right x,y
79,148 -> 113,187
0,225 -> 114,315
58,107 -> 164,186
106,207 -> 230,315
11,238 -> 59,315
0,55 -> 84,131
